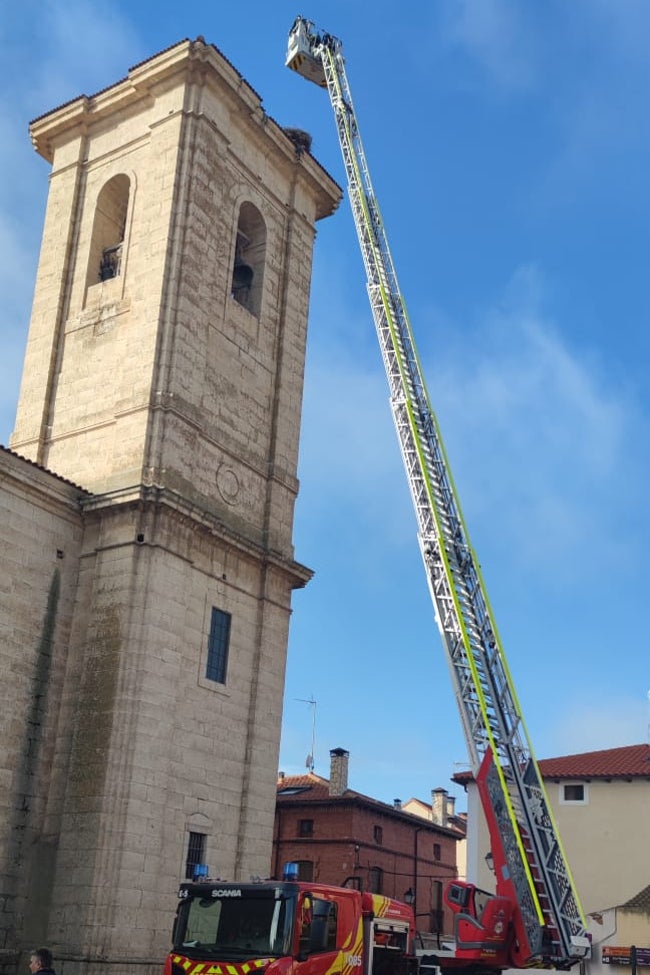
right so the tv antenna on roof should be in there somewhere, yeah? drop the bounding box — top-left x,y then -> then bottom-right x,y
296,695 -> 317,772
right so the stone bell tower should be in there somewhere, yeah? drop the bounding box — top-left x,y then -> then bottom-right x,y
5,37 -> 340,975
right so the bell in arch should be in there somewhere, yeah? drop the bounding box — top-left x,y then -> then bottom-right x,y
232,256 -> 254,305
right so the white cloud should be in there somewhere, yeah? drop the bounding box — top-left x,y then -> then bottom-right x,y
545,691 -> 649,756
422,264 -> 643,578
434,1 -> 650,200
301,354 -> 396,489
0,0 -> 142,444
0,200 -> 41,442
301,260 -> 647,585
5,0 -> 140,112
436,0 -> 537,91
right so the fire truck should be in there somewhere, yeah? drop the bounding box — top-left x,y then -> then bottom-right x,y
165,866 -> 417,975
166,18 -> 592,975
284,15 -> 590,975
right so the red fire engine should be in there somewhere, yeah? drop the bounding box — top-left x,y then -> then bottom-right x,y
166,17 -> 592,975
165,867 -> 416,975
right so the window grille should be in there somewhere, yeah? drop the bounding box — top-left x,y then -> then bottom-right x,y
185,831 -> 206,879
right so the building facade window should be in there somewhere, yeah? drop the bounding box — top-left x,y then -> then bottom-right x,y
296,860 -> 314,881
431,880 -> 443,933
560,782 -> 588,804
373,825 -> 383,845
185,831 -> 206,879
433,842 -> 441,860
298,818 -> 314,837
368,866 -> 383,894
206,607 -> 231,683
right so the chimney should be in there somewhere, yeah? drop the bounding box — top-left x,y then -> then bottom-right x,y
394,799 -> 402,810
446,794 -> 456,821
329,748 -> 349,797
431,787 -> 448,827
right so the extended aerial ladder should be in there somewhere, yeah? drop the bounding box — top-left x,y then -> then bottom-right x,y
286,18 -> 589,973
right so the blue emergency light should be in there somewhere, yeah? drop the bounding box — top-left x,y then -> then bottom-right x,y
282,862 -> 299,881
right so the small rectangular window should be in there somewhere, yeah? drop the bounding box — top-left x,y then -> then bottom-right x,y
432,881 -> 443,933
368,866 -> 383,893
185,831 -> 206,879
296,860 -> 314,881
433,842 -> 441,861
373,825 -> 383,845
560,782 -> 588,805
298,818 -> 314,837
206,607 -> 231,683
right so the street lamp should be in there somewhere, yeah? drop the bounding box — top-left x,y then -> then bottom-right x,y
484,851 -> 495,873
404,887 -> 415,906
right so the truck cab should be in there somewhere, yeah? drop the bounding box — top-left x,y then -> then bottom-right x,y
165,878 -> 417,975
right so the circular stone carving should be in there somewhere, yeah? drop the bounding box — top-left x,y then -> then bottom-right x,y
216,465 -> 240,505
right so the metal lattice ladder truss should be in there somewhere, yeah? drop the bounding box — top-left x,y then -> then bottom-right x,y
287,19 -> 588,968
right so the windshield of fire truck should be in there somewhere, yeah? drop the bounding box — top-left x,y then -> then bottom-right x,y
175,891 -> 294,960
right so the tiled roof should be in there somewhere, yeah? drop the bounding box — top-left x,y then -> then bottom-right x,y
538,744 -> 650,779
621,885 -> 650,913
276,772 -> 333,800
28,37 -> 341,197
0,444 -> 91,493
276,772 -> 467,839
452,744 -> 650,785
451,769 -> 473,787
276,773 -> 463,836
29,39 -> 190,125
402,797 -> 468,837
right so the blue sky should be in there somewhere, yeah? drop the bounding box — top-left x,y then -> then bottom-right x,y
2,0 -> 649,810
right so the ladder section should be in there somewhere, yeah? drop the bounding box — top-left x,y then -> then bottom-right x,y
287,19 -> 587,967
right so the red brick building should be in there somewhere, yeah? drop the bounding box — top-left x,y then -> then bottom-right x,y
272,748 -> 463,937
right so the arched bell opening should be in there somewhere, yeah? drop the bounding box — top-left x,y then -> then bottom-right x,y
231,202 -> 266,317
86,174 -> 131,295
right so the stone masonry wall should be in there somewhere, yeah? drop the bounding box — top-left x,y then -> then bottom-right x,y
3,36 -> 340,975
0,449 -> 84,974
37,491 -> 307,973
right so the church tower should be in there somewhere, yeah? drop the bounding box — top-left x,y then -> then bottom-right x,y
6,38 -> 340,975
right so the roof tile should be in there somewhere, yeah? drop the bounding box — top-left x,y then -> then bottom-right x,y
276,773 -> 465,837
621,884 -> 650,913
538,744 -> 650,779
452,744 -> 650,785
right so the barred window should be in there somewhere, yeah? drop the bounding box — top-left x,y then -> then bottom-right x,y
185,831 -> 206,879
